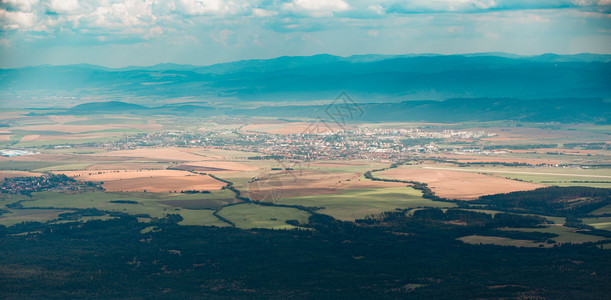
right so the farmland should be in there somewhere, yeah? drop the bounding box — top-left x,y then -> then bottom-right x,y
0,111 -> 609,246
278,187 -> 454,221
376,165 -> 544,200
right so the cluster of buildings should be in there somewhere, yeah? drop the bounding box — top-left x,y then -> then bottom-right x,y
1,174 -> 80,195
53,126 -> 495,161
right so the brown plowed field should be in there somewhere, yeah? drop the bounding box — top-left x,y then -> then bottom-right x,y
378,167 -> 543,200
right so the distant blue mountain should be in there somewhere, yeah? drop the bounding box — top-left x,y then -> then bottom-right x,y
1,53 -> 610,104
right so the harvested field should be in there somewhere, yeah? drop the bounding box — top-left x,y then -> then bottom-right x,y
0,171 -> 42,181
92,148 -> 209,162
378,166 -> 543,200
178,161 -> 258,173
55,169 -> 226,193
57,169 -> 200,181
84,162 -> 169,170
245,170 -> 405,200
0,135 -> 10,141
100,175 -> 225,193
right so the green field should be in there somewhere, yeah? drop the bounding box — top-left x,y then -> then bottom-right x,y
591,204 -> 611,215
457,235 -> 552,248
508,225 -> 608,244
0,161 -> 62,171
278,187 -> 456,221
0,208 -> 73,227
0,190 -> 239,226
217,203 -> 311,230
581,217 -> 611,231
177,209 -> 231,227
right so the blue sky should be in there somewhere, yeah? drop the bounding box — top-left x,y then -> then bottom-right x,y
0,0 -> 610,67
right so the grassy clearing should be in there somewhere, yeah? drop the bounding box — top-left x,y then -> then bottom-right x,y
217,203 -> 310,230
279,187 -> 455,221
19,191 -> 172,218
1,190 -> 238,226
0,161 -> 61,171
458,235 -> 552,248
176,209 -> 230,227
508,225 -> 607,244
0,209 -> 72,227
591,204 -> 611,215
581,217 -> 611,231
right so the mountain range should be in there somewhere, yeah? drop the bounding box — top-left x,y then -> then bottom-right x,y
1,53 -> 610,106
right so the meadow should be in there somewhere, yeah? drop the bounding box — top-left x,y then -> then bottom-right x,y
277,187 -> 455,221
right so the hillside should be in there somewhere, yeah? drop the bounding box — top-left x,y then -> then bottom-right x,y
58,97 -> 610,124
2,54 -> 611,106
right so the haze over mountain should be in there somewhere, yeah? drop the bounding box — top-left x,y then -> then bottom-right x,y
1,54 -> 610,107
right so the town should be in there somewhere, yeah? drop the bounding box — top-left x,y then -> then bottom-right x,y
46,127 -> 498,161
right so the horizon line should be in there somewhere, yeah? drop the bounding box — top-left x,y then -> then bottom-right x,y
4,52 -> 611,70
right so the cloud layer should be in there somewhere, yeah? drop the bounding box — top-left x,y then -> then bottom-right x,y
0,0 -> 609,67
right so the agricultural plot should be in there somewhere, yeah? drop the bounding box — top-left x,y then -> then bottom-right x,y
506,225 -> 608,244
0,171 -> 42,181
581,217 -> 611,231
217,203 -> 311,230
177,209 -> 231,227
277,187 -> 455,221
377,166 -> 543,200
90,148 -> 210,162
3,190 -> 239,225
241,169 -> 406,201
457,235 -> 554,248
176,161 -> 258,173
56,169 -> 227,193
591,204 -> 611,215
421,165 -> 611,188
0,209 -> 72,227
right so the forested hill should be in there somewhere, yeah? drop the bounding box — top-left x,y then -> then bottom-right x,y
2,54 -> 610,105
63,97 -> 610,124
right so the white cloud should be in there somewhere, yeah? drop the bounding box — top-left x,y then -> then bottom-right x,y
177,0 -> 244,16
1,0 -> 39,11
253,8 -> 276,17
0,9 -> 36,30
48,0 -> 79,13
90,0 -> 155,29
282,0 -> 350,17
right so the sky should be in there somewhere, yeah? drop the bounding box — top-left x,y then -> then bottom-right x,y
0,0 -> 610,68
